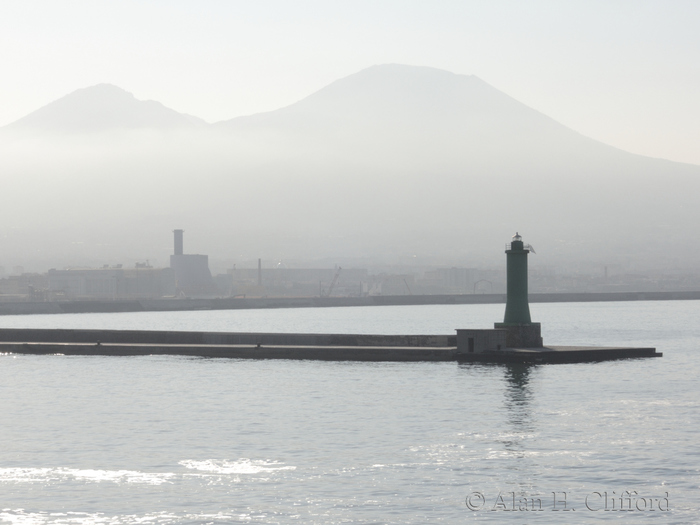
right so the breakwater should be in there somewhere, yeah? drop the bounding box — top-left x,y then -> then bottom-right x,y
0,327 -> 661,363
0,327 -> 458,362
0,290 -> 699,316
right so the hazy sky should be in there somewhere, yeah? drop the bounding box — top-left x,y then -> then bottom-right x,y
2,0 -> 699,165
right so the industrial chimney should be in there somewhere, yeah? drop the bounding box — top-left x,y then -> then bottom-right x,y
173,229 -> 184,256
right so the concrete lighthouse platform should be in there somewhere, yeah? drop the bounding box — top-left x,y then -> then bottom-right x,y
456,345 -> 662,364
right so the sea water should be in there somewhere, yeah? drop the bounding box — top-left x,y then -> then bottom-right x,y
0,301 -> 698,524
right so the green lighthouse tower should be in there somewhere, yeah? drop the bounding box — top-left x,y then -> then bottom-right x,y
503,232 -> 531,324
494,232 -> 543,348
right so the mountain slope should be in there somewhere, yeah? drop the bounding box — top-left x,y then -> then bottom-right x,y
216,64 -> 620,165
3,84 -> 206,133
220,64 -> 562,132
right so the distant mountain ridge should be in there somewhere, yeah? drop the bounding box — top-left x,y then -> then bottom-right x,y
4,83 -> 206,132
218,64 -> 563,131
213,64 -> 629,168
0,66 -> 690,169
1,65 -> 619,156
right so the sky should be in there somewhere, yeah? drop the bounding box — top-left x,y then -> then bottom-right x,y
1,0 -> 699,165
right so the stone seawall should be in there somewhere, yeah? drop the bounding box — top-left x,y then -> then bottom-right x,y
1,342 -> 459,362
0,327 -> 456,348
0,327 -> 459,362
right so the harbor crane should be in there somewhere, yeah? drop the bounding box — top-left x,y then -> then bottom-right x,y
321,267 -> 342,297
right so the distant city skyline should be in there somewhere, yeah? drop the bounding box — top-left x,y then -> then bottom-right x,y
1,1 -> 699,165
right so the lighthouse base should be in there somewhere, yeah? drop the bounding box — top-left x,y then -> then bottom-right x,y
494,322 -> 543,348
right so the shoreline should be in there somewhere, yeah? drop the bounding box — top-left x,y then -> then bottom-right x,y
0,291 -> 698,316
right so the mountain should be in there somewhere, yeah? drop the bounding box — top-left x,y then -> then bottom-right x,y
1,65 -> 699,272
3,84 -> 206,133
219,64 -> 562,136
216,64 -> 616,163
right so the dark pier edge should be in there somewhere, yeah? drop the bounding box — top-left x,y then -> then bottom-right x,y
456,347 -> 662,364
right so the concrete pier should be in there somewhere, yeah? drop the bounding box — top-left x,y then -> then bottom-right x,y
0,328 -> 661,364
0,342 -> 460,362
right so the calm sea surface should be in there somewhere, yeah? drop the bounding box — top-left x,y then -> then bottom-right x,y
0,301 -> 698,524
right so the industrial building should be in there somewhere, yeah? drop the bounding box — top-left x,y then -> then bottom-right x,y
170,229 -> 217,296
222,266 -> 367,297
47,266 -> 175,299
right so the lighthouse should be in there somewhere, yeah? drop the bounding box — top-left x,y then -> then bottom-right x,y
494,232 -> 543,347
503,232 -> 532,324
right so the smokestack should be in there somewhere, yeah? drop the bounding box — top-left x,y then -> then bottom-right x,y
173,229 -> 184,256
258,258 -> 262,287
